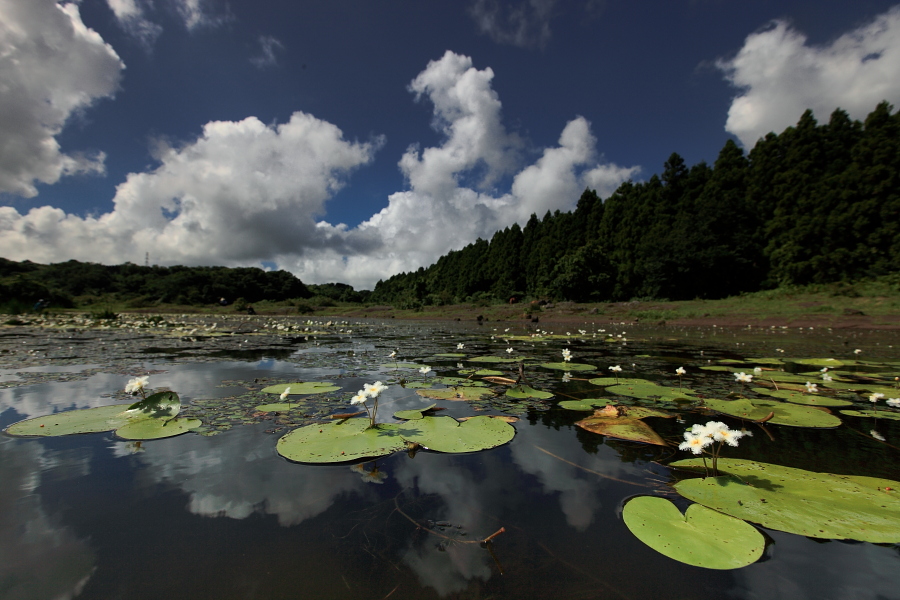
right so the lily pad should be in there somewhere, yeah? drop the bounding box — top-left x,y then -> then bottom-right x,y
416,387 -> 492,401
468,356 -> 524,363
605,382 -> 697,401
459,368 -> 503,376
672,458 -> 900,542
588,377 -> 655,387
703,398 -> 841,428
433,377 -> 487,387
116,417 -> 202,440
750,388 -> 853,407
839,409 -> 900,421
261,382 -> 341,394
540,362 -> 596,371
791,358 -> 845,368
379,362 -> 424,369
575,415 -> 667,446
623,496 -> 764,569
255,403 -> 298,412
5,391 -> 182,437
505,385 -> 553,399
395,415 -> 515,453
434,353 -> 466,358
557,398 -> 610,411
276,419 -> 406,463
393,403 -> 438,420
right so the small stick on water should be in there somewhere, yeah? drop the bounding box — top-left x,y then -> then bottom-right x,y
482,527 -> 506,544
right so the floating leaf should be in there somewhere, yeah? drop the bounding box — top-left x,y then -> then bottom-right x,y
672,458 -> 900,542
588,377 -> 657,387
255,403 -> 296,412
276,420 -> 406,463
791,358 -> 845,368
433,353 -> 466,358
116,417 -> 202,440
261,382 -> 341,394
540,362 -> 596,371
750,387 -> 853,407
557,398 -> 609,411
460,368 -> 503,376
623,496 -> 764,570
432,377 -> 487,387
505,385 -> 553,399
379,362 -> 423,369
703,398 -> 841,428
839,409 -> 900,421
605,382 -> 696,401
393,403 -> 438,420
5,404 -> 140,437
401,381 -> 433,389
575,416 -> 667,445
416,387 -> 492,401
395,415 -> 515,453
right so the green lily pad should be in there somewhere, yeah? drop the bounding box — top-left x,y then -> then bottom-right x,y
468,356 -> 524,363
261,382 -> 341,394
255,403 -> 297,412
791,358 -> 845,368
558,398 -> 610,411
839,409 -> 900,421
395,415 -> 515,453
750,388 -> 853,407
433,377 -> 487,387
393,404 -> 437,420
401,381 -> 433,389
276,420 -> 406,463
434,353 -> 467,358
745,358 -> 785,365
588,377 -> 654,387
672,458 -> 900,542
459,368 -> 503,376
540,362 -> 596,371
116,417 -> 202,440
5,391 -> 182,437
700,366 -> 738,372
505,385 -> 553,399
703,398 -> 841,427
605,382 -> 697,401
379,362 -> 424,369
416,387 -> 492,401
623,496 -> 764,569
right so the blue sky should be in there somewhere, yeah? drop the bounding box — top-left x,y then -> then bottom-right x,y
2,0 -> 900,289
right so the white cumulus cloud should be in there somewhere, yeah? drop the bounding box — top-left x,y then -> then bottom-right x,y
719,6 -> 900,147
0,0 -> 124,197
0,51 -> 636,290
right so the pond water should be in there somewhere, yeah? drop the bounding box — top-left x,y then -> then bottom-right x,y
1,318 -> 899,600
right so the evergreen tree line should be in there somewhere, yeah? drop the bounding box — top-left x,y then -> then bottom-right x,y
369,102 -> 900,307
0,259 -> 311,308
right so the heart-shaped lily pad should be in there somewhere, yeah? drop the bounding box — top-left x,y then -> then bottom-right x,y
558,398 -> 610,411
505,385 -> 553,399
116,417 -> 202,440
672,458 -> 900,542
432,377 -> 487,387
393,403 -> 439,420
276,420 -> 406,463
703,398 -> 841,427
588,377 -> 651,387
791,358 -> 845,368
416,387 -> 492,401
750,388 -> 853,407
395,415 -> 515,453
540,362 -> 595,371
261,382 -> 341,394
5,391 -> 182,437
623,496 -> 764,569
839,409 -> 900,421
605,382 -> 697,401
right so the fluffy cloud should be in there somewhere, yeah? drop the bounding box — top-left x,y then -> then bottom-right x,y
719,7 -> 900,147
105,0 -> 161,46
0,0 -> 123,197
0,51 -> 636,289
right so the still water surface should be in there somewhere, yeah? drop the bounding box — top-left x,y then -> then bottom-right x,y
1,320 -> 898,599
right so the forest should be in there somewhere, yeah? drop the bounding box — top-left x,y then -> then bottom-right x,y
368,102 -> 900,307
1,102 -> 898,312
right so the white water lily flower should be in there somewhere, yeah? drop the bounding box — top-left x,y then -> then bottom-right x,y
562,348 -> 572,362
753,367 -> 762,375
609,365 -> 622,373
870,393 -> 885,403
713,427 -> 751,447
675,367 -> 686,376
506,347 -> 514,354
871,430 -> 886,442
887,398 -> 900,408
457,343 -> 465,350
678,433 -> 713,454
280,386 -> 291,401
419,366 -> 432,375
350,391 -> 368,405
805,382 -> 818,393
389,350 -> 397,358
734,372 -> 753,383
125,376 -> 149,394
364,381 -> 388,397
854,349 -> 862,355
822,373 -> 833,382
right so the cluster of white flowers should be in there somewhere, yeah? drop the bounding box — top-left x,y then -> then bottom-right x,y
562,348 -> 572,362
351,381 -> 388,405
678,421 -> 751,454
